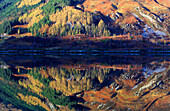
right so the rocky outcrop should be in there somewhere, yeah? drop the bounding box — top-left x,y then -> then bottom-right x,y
45,98 -> 56,111
135,63 -> 169,96
138,74 -> 162,92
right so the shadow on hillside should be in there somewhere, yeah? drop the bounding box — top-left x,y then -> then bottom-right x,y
70,0 -> 125,35
96,11 -> 124,35
73,0 -> 86,5
10,27 -> 28,34
154,0 -> 170,10
1,35 -> 169,51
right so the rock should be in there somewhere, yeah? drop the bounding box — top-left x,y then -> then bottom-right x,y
84,102 -> 89,104
157,80 -> 163,86
97,104 -> 103,109
134,91 -> 139,96
110,82 -> 118,88
111,12 -> 114,16
76,4 -> 84,10
111,16 -> 116,21
139,74 -> 163,92
0,65 -> 8,69
159,84 -> 163,88
105,107 -> 112,110
110,82 -> 115,87
91,102 -> 96,105
157,17 -> 163,23
97,104 -> 106,109
48,101 -> 56,111
115,12 -> 120,18
76,93 -> 82,97
115,85 -> 122,91
127,107 -> 131,111
151,84 -> 157,89
116,12 -> 123,18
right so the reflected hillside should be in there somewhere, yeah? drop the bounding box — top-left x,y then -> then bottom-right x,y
0,55 -> 169,110
19,66 -> 115,95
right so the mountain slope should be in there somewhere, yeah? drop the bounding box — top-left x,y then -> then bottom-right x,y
0,0 -> 169,44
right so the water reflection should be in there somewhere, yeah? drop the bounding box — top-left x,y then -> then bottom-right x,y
0,55 -> 169,111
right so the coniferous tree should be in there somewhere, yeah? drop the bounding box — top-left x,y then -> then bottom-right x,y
98,19 -> 105,36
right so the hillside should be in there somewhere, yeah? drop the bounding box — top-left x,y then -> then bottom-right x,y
0,0 -> 169,43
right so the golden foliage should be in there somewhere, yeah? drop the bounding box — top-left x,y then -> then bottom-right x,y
46,67 -> 110,95
44,67 -> 93,95
19,75 -> 44,94
49,6 -> 94,35
17,0 -> 42,8
19,5 -> 44,27
49,77 -> 92,96
39,67 -> 50,78
17,93 -> 51,111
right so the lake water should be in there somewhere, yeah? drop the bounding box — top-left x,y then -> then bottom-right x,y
0,54 -> 169,111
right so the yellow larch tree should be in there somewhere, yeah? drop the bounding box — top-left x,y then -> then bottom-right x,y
17,0 -> 42,8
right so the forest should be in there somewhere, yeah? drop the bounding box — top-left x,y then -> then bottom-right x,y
0,67 -> 78,110
0,0 -> 112,37
0,0 -> 169,46
0,68 -> 46,111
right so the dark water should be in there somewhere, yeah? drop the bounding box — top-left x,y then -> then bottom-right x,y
0,54 -> 169,111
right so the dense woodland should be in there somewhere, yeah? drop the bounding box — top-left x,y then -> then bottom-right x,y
0,0 -> 112,37
0,0 -> 169,42
0,68 -> 46,111
0,0 -> 43,34
0,67 -> 78,110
